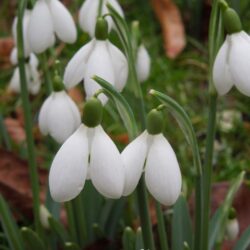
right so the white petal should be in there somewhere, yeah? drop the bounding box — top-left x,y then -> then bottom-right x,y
121,131 -> 149,196
108,0 -> 124,18
26,64 -> 41,95
84,41 -> 115,104
145,134 -> 182,206
49,125 -> 88,202
48,0 -> 77,43
10,48 -> 18,65
226,219 -> 239,240
9,68 -> 21,93
213,37 -> 234,95
63,40 -> 95,89
28,0 -> 54,53
229,31 -> 250,96
38,94 -> 53,135
90,126 -> 124,199
29,53 -> 39,68
79,0 -> 98,37
136,45 -> 151,83
108,42 -> 128,91
46,91 -> 81,143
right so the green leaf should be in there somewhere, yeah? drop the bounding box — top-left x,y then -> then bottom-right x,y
209,171 -> 245,249
233,225 -> 250,250
0,195 -> 24,250
48,217 -> 69,242
135,227 -> 144,250
172,196 -> 193,250
122,227 -> 135,250
20,227 -> 45,250
93,76 -> 138,139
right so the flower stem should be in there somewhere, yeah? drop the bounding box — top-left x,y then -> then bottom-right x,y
65,202 -> 78,243
41,53 -> 53,95
17,0 -> 41,234
202,94 -> 217,250
155,203 -> 169,250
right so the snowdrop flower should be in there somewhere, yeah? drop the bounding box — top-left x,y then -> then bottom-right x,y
136,44 -> 151,83
122,109 -> 182,206
225,208 -> 239,240
9,53 -> 41,95
28,0 -> 77,54
213,7 -> 250,96
64,18 -> 128,104
79,0 -> 124,37
49,98 -> 124,202
38,88 -> 81,144
12,9 -> 31,58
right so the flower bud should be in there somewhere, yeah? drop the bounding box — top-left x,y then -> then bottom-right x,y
225,208 -> 239,240
95,18 -> 108,41
39,205 -> 51,230
82,98 -> 103,127
53,75 -> 64,92
223,8 -> 242,34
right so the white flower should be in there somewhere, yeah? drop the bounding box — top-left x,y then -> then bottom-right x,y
79,0 -> 124,37
136,45 -> 151,83
49,124 -> 125,202
28,0 -> 77,54
64,39 -> 128,104
39,205 -> 51,230
9,53 -> 41,95
12,9 -> 31,58
122,131 -> 182,206
38,90 -> 81,144
225,218 -> 239,240
213,31 -> 250,96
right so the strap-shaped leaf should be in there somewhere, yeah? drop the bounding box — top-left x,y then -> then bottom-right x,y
209,171 -> 245,249
135,228 -> 144,250
63,242 -> 81,250
48,217 -> 69,242
122,227 -> 135,250
172,196 -> 193,250
233,225 -> 250,250
0,195 -> 24,250
93,76 -> 138,139
20,227 -> 45,250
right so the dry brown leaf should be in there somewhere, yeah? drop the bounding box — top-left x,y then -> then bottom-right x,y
0,37 -> 14,69
0,148 -> 47,219
151,0 -> 186,58
4,118 -> 26,144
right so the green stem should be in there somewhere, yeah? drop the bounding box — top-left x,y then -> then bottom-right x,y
98,0 -> 103,17
136,178 -> 155,250
155,203 -> 169,250
72,195 -> 87,247
65,202 -> 78,243
202,94 -> 217,250
17,0 -> 41,234
41,53 -> 53,95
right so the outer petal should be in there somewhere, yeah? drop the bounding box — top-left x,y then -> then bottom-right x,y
49,124 -> 88,202
108,42 -> 128,91
121,131 -> 149,196
108,0 -> 124,18
28,0 -> 55,53
48,0 -> 77,43
229,31 -> 250,96
145,134 -> 182,206
79,0 -> 98,37
84,41 -> 115,104
38,94 -> 53,135
90,126 -> 124,199
10,48 -> 18,65
136,45 -> 151,83
46,91 -> 81,143
213,37 -> 234,95
9,68 -> 21,93
63,40 -> 95,89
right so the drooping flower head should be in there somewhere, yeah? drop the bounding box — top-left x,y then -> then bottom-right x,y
79,0 -> 124,37
38,71 -> 81,144
213,6 -> 250,96
28,0 -> 77,54
64,17 -> 128,104
49,98 -> 125,202
122,109 -> 182,206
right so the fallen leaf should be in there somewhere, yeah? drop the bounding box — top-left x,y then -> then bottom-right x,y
151,0 -> 186,58
4,118 -> 26,144
0,148 -> 47,219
